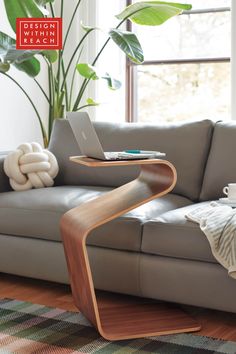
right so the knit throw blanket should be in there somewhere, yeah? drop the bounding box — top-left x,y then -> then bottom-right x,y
186,202 -> 236,279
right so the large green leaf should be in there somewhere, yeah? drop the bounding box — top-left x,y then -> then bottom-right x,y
42,50 -> 58,63
0,31 -> 40,77
0,31 -> 15,57
14,58 -> 40,77
4,49 -> 40,63
3,0 -> 44,33
77,63 -> 99,80
109,29 -> 144,64
116,1 -> 192,26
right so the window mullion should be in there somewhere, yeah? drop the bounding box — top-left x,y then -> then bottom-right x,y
131,58 -> 230,66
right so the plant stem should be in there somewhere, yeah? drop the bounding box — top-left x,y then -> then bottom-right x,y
72,78 -> 89,110
1,72 -> 48,147
60,29 -> 94,93
63,0 -> 82,50
43,56 -> 54,140
69,66 -> 77,110
44,54 -> 56,140
69,47 -> 84,110
49,3 -> 55,17
47,64 -> 53,140
49,62 -> 55,117
62,60 -> 69,110
34,78 -> 50,104
75,104 -> 97,111
72,19 -> 126,111
94,18 -> 127,66
56,0 -> 64,101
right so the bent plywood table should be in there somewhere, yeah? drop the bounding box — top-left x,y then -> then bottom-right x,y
60,157 -> 201,340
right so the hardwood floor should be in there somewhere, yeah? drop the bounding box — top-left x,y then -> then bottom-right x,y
0,272 -> 236,341
0,273 -> 76,312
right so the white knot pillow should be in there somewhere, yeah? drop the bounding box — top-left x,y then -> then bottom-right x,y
4,142 -> 59,191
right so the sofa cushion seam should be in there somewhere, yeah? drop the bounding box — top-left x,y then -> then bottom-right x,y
0,207 -> 66,214
143,223 -> 201,231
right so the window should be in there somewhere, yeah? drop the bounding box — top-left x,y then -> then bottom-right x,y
126,0 -> 231,123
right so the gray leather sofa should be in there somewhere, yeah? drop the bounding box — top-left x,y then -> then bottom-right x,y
1,118 -> 236,313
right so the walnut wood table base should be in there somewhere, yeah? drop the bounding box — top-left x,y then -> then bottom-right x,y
61,157 -> 201,340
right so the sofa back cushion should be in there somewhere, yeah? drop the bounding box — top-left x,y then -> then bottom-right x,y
200,121 -> 236,201
0,154 -> 11,192
49,118 -> 214,200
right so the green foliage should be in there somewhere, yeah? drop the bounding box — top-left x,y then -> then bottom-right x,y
77,63 -> 99,80
109,29 -> 144,64
86,97 -> 99,106
3,0 -> 44,32
81,22 -> 98,33
0,31 -> 40,77
116,1 -> 192,26
35,0 -> 55,5
102,73 -> 122,91
0,31 -> 15,53
77,63 -> 122,90
43,50 -> 58,63
0,62 -> 10,73
34,0 -> 56,15
0,0 -> 191,146
14,58 -> 41,77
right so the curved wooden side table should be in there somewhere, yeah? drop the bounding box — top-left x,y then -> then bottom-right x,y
61,157 -> 201,340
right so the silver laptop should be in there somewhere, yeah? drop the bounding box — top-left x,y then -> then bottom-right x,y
67,112 -> 165,161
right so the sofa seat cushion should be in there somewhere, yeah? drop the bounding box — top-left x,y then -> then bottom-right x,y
0,186 -> 192,252
142,202 -> 217,263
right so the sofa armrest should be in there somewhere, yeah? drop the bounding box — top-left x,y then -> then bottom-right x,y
0,153 -> 11,192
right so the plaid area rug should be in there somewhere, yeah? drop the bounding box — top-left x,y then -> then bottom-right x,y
0,299 -> 236,354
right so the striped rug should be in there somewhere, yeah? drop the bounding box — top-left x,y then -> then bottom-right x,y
0,299 -> 236,354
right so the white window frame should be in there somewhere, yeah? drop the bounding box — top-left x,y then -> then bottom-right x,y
126,1 -> 231,122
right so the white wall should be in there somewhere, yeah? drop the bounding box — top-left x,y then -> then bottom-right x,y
91,0 -> 126,122
0,2 -> 48,151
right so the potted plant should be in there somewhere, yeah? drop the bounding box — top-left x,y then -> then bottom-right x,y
0,1 -> 191,147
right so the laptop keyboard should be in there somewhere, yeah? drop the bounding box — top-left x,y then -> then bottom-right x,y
104,152 -> 148,160
105,152 -> 121,160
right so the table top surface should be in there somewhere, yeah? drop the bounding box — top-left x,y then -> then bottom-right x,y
70,156 -> 170,167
